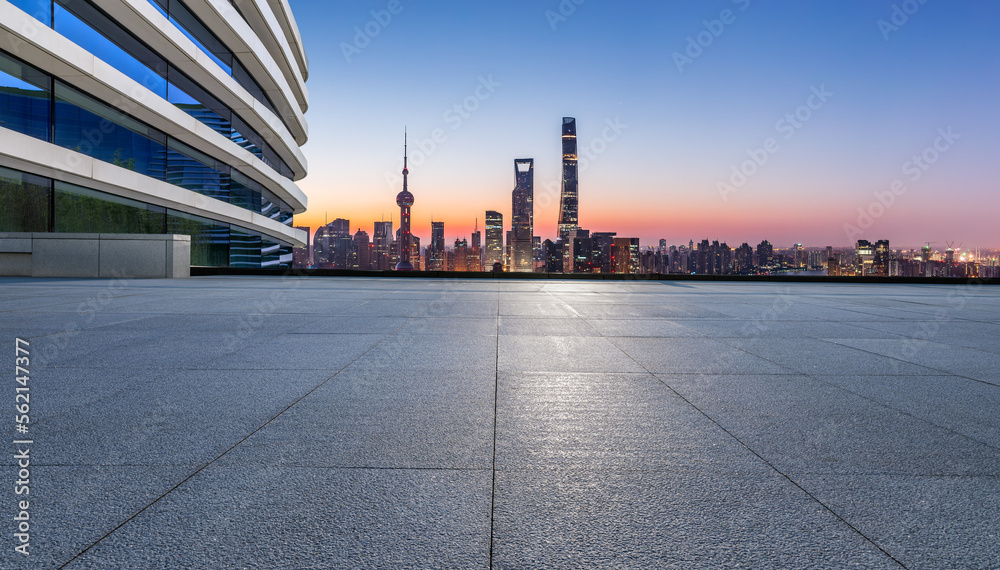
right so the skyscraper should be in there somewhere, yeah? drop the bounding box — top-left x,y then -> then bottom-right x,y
471,220 -> 483,272
557,117 -> 579,240
354,229 -> 371,270
485,211 -> 503,269
395,132 -> 414,271
293,226 -> 311,268
429,221 -> 445,270
856,239 -> 874,276
511,158 -> 534,272
874,239 -> 890,276
757,240 -> 773,268
373,221 -> 393,270
611,237 -> 640,274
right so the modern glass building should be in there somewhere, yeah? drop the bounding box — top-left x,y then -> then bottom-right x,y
0,0 -> 310,267
511,158 -> 533,272
484,209 -> 502,269
557,117 -> 578,241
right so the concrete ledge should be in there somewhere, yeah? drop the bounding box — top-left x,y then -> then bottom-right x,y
0,234 -> 191,278
0,253 -> 32,276
189,267 -> 999,285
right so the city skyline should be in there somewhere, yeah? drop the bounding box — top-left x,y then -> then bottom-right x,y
289,0 -> 999,249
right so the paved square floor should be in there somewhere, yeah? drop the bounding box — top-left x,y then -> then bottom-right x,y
1,276 -> 998,568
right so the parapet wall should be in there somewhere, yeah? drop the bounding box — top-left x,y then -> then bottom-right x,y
0,234 -> 190,279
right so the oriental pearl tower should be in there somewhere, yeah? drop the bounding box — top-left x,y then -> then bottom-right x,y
395,130 -> 415,271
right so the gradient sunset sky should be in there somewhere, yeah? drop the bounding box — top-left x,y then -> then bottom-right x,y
289,0 -> 999,249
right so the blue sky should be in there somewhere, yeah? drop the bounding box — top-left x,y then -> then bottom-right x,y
290,0 -> 1000,249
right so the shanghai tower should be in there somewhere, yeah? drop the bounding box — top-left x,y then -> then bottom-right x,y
511,159 -> 534,272
395,131 -> 415,271
557,117 -> 579,240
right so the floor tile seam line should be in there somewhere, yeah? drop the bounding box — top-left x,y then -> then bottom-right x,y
819,341 -> 1000,388
223,466 -> 494,471
539,288 -> 719,346
604,336 -> 908,569
797,373 -> 1000,452
650,376 -> 909,569
55,321 -> 412,569
714,335 -> 952,379
489,289 -> 500,570
832,321 -> 1000,357
701,338 -> 804,375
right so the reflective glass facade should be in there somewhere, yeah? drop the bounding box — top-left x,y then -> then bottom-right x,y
1,0 -> 307,269
0,50 -> 295,223
0,167 -> 50,233
17,0 -> 296,180
0,165 -> 292,268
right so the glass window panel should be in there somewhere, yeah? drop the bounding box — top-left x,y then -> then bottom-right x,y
0,50 -> 52,142
261,236 -> 280,268
0,166 -> 50,232
232,60 -> 279,119
167,0 -> 232,72
229,170 -> 260,213
167,68 -> 232,137
9,0 -> 52,27
277,242 -> 293,268
54,181 -> 166,234
167,209 -> 229,267
166,138 -> 229,203
54,1 -> 167,98
229,225 -> 261,268
54,82 -> 167,181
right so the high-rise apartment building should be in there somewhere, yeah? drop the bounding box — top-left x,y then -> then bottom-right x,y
511,158 -> 534,272
0,0 -> 310,270
293,226 -> 310,268
611,237 -> 640,274
372,221 -> 393,270
354,229 -> 371,270
757,240 -> 774,268
856,239 -> 874,276
592,232 -> 617,273
734,243 -> 754,274
470,224 -> 482,272
429,221 -> 445,270
453,237 -> 469,272
557,117 -> 578,240
874,239 -> 890,277
485,210 -> 503,269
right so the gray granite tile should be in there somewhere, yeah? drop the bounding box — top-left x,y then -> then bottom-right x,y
71,466 -> 491,569
0,465 -> 194,570
498,335 -> 647,373
795,474 -> 1000,569
492,468 -> 898,569
496,372 -> 756,470
812,374 -> 1000,448
218,368 -> 495,469
612,337 -> 794,374
663,374 -> 1000,476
